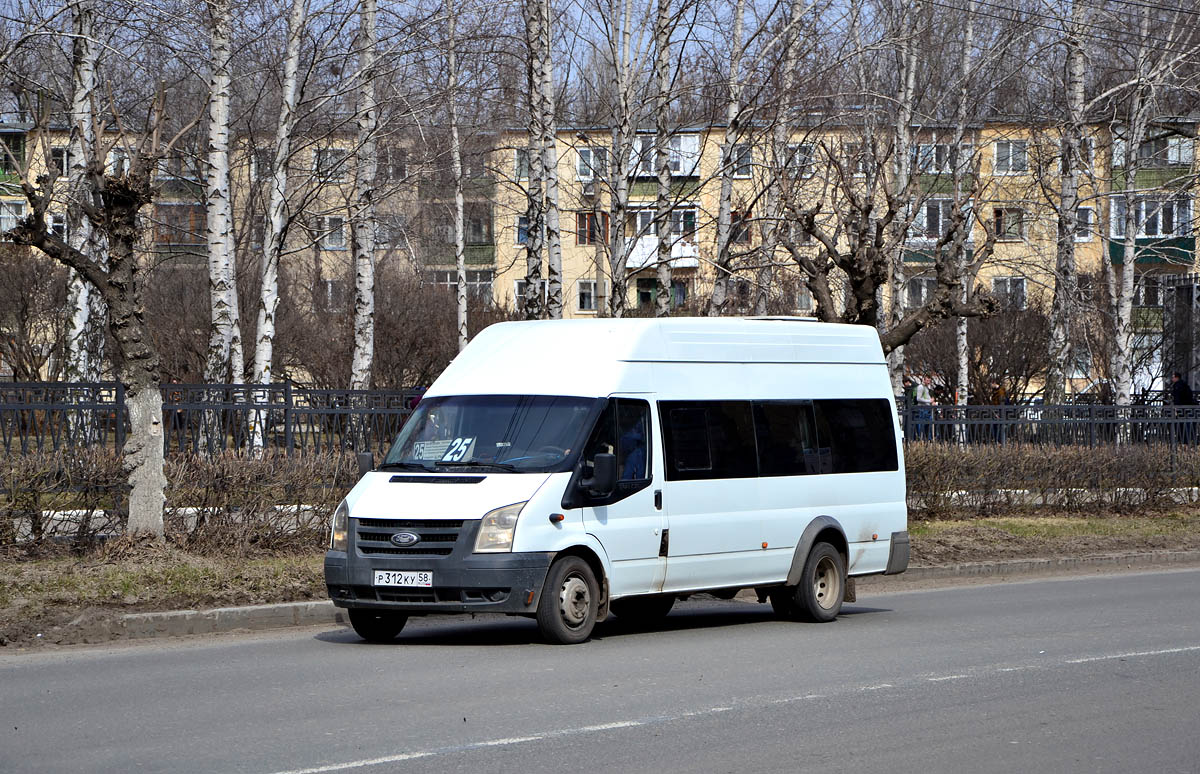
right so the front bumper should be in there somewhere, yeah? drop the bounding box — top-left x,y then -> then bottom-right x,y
324,517 -> 555,614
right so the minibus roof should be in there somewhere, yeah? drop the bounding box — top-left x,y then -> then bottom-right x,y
427,318 -> 886,399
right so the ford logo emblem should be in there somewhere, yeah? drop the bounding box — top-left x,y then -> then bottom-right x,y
390,531 -> 420,547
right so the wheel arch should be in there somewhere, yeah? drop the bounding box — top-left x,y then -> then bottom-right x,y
785,515 -> 848,587
551,543 -> 610,619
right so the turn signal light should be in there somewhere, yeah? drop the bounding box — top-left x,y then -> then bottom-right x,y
549,513 -> 565,523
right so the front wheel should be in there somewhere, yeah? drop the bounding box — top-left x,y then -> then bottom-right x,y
348,609 -> 408,642
537,556 -> 600,644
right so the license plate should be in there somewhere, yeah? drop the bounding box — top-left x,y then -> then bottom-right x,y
373,570 -> 433,587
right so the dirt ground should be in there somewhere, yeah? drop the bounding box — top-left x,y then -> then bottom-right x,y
4,510 -> 1200,649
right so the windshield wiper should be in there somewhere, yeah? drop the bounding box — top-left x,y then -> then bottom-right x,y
377,461 -> 436,472
440,461 -> 523,472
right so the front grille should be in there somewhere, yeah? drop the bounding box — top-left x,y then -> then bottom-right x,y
349,585 -> 510,604
354,518 -> 468,556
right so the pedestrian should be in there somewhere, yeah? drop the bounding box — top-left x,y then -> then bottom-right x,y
1170,372 -> 1194,405
1170,371 -> 1196,444
914,375 -> 934,440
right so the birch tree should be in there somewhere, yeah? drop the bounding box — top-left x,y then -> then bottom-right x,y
349,0 -> 379,389
651,0 -> 674,317
63,0 -> 106,385
446,0 -> 468,349
706,0 -> 746,317
203,0 -> 241,385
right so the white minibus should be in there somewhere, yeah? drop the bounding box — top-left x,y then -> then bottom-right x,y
325,317 -> 908,644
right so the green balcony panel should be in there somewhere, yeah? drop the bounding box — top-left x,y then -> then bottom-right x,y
421,244 -> 495,267
629,179 -> 701,199
917,174 -> 976,195
1109,237 -> 1195,266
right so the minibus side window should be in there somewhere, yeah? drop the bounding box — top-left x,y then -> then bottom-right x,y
568,399 -> 653,508
753,401 -> 820,477
661,401 -> 757,481
812,399 -> 898,473
616,401 -> 650,480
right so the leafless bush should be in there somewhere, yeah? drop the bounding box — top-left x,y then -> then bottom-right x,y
2,451 -> 358,553
907,442 -> 1200,517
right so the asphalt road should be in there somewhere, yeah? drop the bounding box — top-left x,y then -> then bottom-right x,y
3,568 -> 1199,774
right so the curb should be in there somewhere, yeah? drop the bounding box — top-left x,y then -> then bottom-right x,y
109,550 -> 1200,642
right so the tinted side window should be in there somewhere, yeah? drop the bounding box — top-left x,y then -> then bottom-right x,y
661,401 -> 757,480
813,399 -> 898,473
616,400 -> 650,480
753,401 -> 821,477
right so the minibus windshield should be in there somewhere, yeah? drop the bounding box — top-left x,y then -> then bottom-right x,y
381,395 -> 602,473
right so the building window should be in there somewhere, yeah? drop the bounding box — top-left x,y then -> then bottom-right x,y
1134,275 -> 1161,307
0,200 -> 25,231
786,143 -> 815,177
107,148 -> 130,176
994,140 -> 1028,173
50,146 -> 70,176
992,276 -> 1027,309
514,278 -> 549,304
314,147 -> 349,180
844,142 -> 869,175
317,216 -> 346,249
993,207 -> 1024,240
51,212 -> 67,240
1112,197 -> 1192,238
154,203 -> 205,245
669,134 -> 700,175
427,269 -> 495,297
731,144 -> 752,177
731,210 -> 752,244
577,279 -> 597,311
377,146 -> 407,181
916,199 -> 955,240
1075,206 -> 1094,241
635,209 -> 656,237
514,148 -> 531,180
670,209 -> 697,238
577,147 -> 608,181
515,215 -> 530,245
1,134 -> 24,174
796,285 -> 813,312
576,211 -> 609,245
906,276 -> 937,307
252,146 -> 275,180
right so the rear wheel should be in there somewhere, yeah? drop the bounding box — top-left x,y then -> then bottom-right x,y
348,609 -> 408,642
537,556 -> 599,644
771,542 -> 846,623
610,593 -> 675,623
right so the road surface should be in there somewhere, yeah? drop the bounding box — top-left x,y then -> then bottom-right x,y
3,568 -> 1199,773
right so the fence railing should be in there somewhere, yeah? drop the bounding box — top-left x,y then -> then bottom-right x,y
3,382 -> 1199,456
897,401 -> 1200,446
0,382 -> 423,456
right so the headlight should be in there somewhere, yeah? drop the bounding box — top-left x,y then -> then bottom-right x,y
473,501 -> 526,553
329,500 -> 349,551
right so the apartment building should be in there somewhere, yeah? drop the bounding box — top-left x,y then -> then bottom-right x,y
493,120 -> 1198,331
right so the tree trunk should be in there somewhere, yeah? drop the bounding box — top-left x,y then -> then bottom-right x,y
203,0 -> 235,385
708,0 -> 746,317
350,0 -> 379,390
606,0 -> 634,318
447,0 -> 468,351
653,0 -> 673,318
250,0 -> 306,450
1045,0 -> 1087,405
538,0 -> 563,319
887,0 -> 919,389
64,0 -> 105,385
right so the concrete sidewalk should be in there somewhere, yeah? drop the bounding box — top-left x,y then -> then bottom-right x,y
111,549 -> 1200,642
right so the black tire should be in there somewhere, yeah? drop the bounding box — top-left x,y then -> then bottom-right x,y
536,556 -> 599,644
348,609 -> 408,642
772,542 -> 846,623
610,593 -> 675,622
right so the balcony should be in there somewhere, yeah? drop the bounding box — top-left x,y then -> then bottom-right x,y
626,236 -> 699,270
1109,237 -> 1195,266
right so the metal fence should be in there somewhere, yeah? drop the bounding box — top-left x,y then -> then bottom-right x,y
897,401 -> 1200,446
0,382 -> 423,456
4,381 -> 1200,456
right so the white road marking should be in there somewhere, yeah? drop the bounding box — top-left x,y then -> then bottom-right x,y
265,644 -> 1200,774
1064,645 -> 1200,664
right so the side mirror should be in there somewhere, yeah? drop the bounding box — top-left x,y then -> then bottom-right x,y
356,452 -> 374,477
582,453 -> 617,497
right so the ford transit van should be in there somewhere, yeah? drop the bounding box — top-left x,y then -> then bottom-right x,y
324,317 -> 908,644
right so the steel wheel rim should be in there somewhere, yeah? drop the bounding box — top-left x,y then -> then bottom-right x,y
812,555 -> 841,610
559,573 -> 591,628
